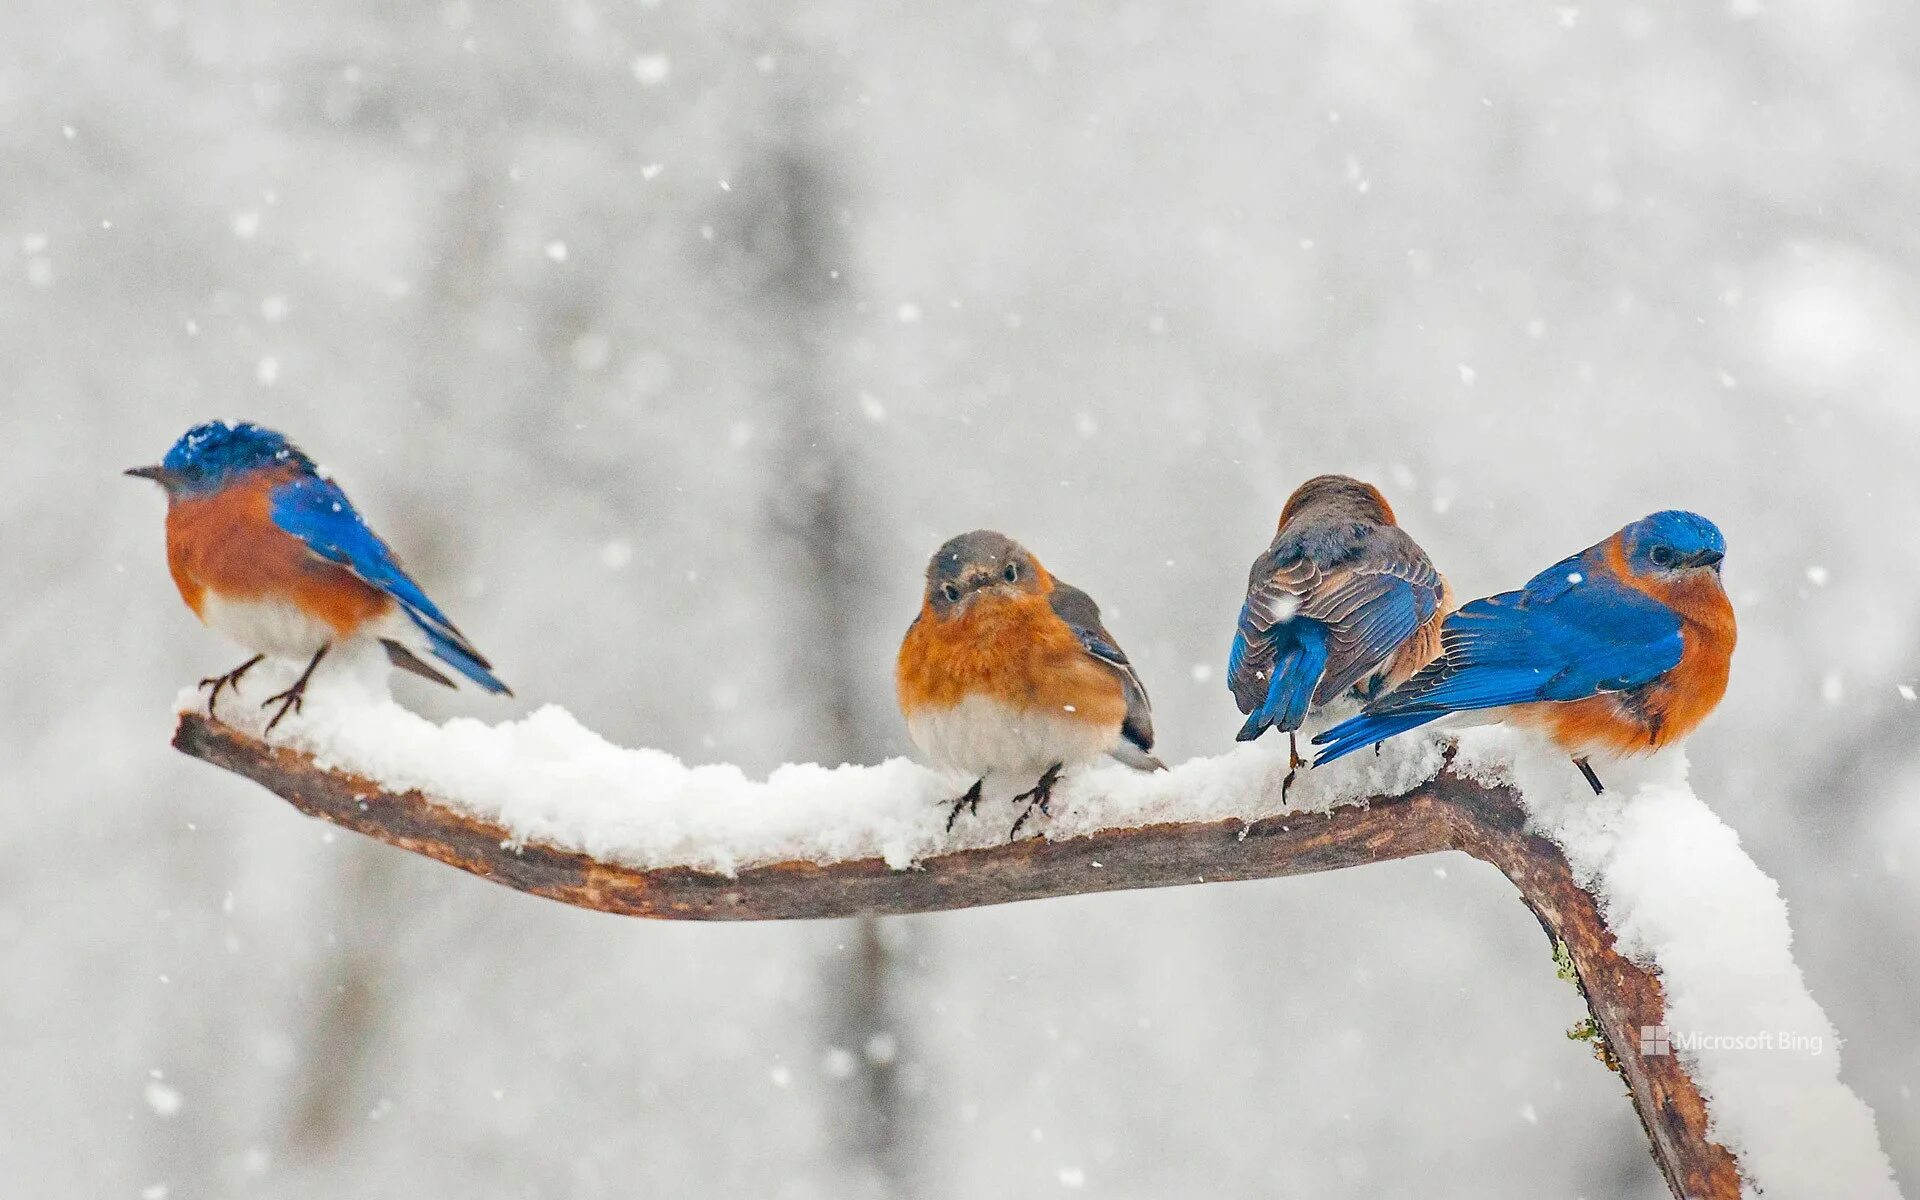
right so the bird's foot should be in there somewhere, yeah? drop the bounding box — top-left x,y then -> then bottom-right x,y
1282,731 -> 1308,799
1573,757 -> 1606,795
198,654 -> 264,721
945,779 -> 984,832
1008,763 -> 1064,839
261,681 -> 308,735
261,645 -> 329,736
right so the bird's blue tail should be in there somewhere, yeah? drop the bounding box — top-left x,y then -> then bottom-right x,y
1236,626 -> 1329,742
1312,710 -> 1438,766
411,613 -> 512,695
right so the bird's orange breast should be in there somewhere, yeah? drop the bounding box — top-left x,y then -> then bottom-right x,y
897,591 -> 1126,728
1638,569 -> 1737,744
164,470 -> 390,636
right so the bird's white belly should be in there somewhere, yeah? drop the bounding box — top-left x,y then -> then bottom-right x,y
907,694 -> 1118,782
197,593 -> 342,661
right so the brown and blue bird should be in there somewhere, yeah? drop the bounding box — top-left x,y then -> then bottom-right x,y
1228,475 -> 1449,782
1314,510 -> 1736,793
128,421 -> 509,732
897,531 -> 1162,837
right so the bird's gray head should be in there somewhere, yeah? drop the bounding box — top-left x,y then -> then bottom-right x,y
923,530 -> 1048,616
1278,475 -> 1397,529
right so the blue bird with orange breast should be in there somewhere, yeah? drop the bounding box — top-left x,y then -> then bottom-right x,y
897,531 -> 1163,837
1229,475 -> 1449,785
1314,510 -> 1736,793
128,421 -> 510,732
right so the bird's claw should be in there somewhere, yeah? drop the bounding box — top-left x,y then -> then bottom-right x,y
1282,731 -> 1308,800
199,654 -> 264,721
1008,764 -> 1063,839
945,779 -> 984,832
261,685 -> 306,735
1574,757 -> 1606,795
259,645 -> 329,737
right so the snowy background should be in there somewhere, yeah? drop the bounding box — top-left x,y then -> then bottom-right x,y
5,1 -> 1916,1196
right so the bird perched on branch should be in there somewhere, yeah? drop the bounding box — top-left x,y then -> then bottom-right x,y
128,421 -> 510,732
1228,475 -> 1448,786
898,530 -> 1163,837
1314,510 -> 1735,793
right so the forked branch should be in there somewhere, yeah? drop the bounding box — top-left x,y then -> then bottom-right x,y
173,711 -> 1742,1199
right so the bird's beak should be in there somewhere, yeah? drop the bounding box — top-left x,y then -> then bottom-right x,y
1690,549 -> 1725,569
124,465 -> 180,486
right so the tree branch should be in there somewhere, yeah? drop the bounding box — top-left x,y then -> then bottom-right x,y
172,711 -> 1743,1200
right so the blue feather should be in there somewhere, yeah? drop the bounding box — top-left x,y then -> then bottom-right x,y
269,475 -> 450,624
268,473 -> 510,694
1228,504 -> 1445,744
415,623 -> 508,694
1312,578 -> 1430,702
1236,623 -> 1329,741
1314,551 -> 1684,764
1312,711 -> 1439,766
159,420 -> 310,495
1226,612 -> 1256,691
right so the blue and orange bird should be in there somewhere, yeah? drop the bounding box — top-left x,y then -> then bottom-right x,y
1228,475 -> 1449,784
897,531 -> 1163,837
1314,510 -> 1736,793
127,421 -> 510,732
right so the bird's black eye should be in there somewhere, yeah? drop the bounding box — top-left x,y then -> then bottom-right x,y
941,582 -> 961,603
1650,545 -> 1675,568
1003,562 -> 1020,583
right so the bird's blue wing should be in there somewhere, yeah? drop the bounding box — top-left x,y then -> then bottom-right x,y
1050,582 -> 1155,757
1311,566 -> 1438,702
1310,710 -> 1440,765
1516,551 -> 1594,604
1373,578 -> 1681,715
1227,557 -> 1319,729
268,473 -> 509,694
1230,604 -> 1327,741
269,473 -> 451,628
1227,573 -> 1302,714
1230,523 -> 1442,740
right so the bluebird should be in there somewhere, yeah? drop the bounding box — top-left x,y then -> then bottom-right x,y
1314,510 -> 1736,793
897,531 -> 1163,837
128,421 -> 510,732
1228,475 -> 1449,784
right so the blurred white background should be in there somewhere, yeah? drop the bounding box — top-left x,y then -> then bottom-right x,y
4,1 -> 1915,1196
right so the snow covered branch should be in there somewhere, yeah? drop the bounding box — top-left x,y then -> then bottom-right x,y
174,708 -> 1748,1198
162,650 -> 1897,1200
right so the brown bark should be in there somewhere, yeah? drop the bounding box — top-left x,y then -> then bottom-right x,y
173,711 -> 1744,1200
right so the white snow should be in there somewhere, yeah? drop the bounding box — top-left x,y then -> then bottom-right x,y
1449,727 -> 1901,1200
629,53 -> 671,86
143,1079 -> 183,1117
183,654 -> 1898,1197
179,649 -> 1432,875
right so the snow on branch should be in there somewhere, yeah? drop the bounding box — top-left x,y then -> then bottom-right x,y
168,660 -> 1899,1200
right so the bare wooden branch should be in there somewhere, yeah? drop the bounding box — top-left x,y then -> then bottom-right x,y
173,711 -> 1743,1200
